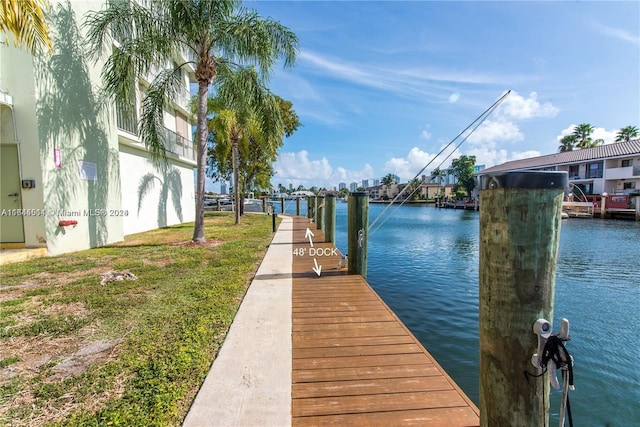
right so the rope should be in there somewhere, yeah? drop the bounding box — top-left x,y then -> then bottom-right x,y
368,90 -> 511,236
524,335 -> 574,427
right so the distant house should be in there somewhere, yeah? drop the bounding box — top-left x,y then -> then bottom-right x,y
477,140 -> 640,197
0,1 -> 196,256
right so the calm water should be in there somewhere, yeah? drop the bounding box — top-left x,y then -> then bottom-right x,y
283,200 -> 639,426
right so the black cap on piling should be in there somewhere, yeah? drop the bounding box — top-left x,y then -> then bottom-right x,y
480,171 -> 568,190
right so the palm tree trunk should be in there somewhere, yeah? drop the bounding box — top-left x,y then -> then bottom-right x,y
192,79 -> 209,242
232,141 -> 240,225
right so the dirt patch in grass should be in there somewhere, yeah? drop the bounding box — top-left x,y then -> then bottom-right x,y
0,323 -> 120,381
0,213 -> 276,425
170,240 -> 223,248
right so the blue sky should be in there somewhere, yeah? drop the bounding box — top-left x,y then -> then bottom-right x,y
209,0 -> 640,192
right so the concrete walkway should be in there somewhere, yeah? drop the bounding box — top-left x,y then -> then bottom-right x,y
183,215 -> 293,427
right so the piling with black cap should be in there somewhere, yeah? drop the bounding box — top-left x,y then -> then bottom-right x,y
296,197 -> 301,216
479,171 -> 567,427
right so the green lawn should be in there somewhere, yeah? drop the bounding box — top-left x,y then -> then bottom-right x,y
0,212 -> 277,426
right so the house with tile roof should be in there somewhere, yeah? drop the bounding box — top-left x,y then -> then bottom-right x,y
478,140 -> 640,198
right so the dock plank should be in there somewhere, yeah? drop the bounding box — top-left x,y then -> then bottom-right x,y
290,215 -> 479,426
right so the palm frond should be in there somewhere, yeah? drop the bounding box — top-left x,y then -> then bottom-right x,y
0,0 -> 53,54
139,66 -> 184,165
166,168 -> 184,222
137,172 -> 159,215
85,0 -> 176,110
214,7 -> 298,76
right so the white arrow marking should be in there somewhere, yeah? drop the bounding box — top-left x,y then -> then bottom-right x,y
305,228 -> 315,247
312,258 -> 322,277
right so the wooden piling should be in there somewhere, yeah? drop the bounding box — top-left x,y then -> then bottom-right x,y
478,171 -> 567,427
307,196 -> 316,221
324,194 -> 336,243
296,198 -> 301,216
262,198 -> 267,213
635,196 -> 640,221
348,192 -> 369,278
316,196 -> 325,231
600,193 -> 607,219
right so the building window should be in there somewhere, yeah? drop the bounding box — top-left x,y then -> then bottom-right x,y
623,182 -> 636,190
621,159 -> 632,167
568,164 -> 580,179
586,162 -> 603,179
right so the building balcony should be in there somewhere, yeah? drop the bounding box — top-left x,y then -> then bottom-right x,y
116,106 -> 138,136
605,166 -> 640,180
117,115 -> 195,163
162,127 -> 195,162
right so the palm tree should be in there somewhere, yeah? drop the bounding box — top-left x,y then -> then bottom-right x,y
381,173 -> 397,186
572,123 -> 594,146
559,134 -> 577,152
85,0 -> 297,242
430,167 -> 444,184
210,68 -> 284,225
571,123 -> 604,149
615,126 -> 639,143
0,0 -> 52,54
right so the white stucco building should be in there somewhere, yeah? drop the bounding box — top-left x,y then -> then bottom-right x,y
0,1 -> 196,258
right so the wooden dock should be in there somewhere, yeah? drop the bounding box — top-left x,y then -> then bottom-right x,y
290,215 -> 480,426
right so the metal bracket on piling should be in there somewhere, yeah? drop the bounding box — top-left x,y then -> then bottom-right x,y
531,318 -> 573,390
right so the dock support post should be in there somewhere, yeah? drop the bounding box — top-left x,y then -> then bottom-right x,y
600,193 -> 607,219
262,198 -> 267,213
307,196 -> 316,221
478,171 -> 567,427
324,194 -> 336,243
316,196 -> 325,231
348,192 -> 369,278
296,198 -> 301,216
217,200 -> 221,211
280,197 -> 284,214
635,196 -> 640,221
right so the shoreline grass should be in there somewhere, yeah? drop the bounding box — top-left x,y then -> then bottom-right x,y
0,212 -> 277,426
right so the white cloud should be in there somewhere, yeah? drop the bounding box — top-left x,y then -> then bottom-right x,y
273,150 -> 333,186
498,91 -> 559,120
333,164 -> 376,185
468,119 -> 524,146
299,50 -> 533,101
591,22 -> 640,45
592,128 -> 617,144
272,150 -> 374,189
420,130 -> 432,140
463,92 -> 557,161
383,147 -> 439,181
465,147 -> 541,169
